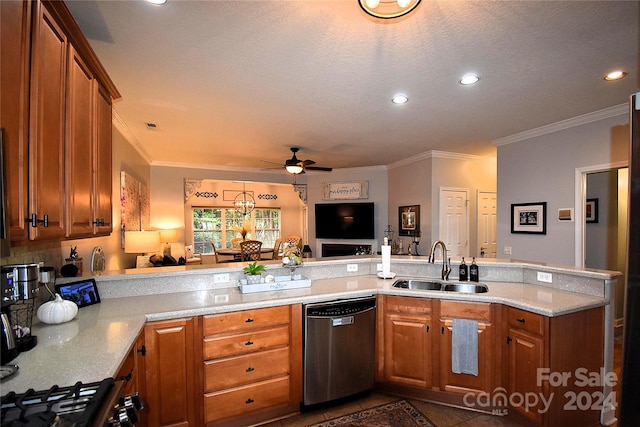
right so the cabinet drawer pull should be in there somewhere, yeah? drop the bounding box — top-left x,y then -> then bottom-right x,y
426,326 -> 429,333
516,318 -> 526,323
246,398 -> 254,404
441,326 -> 444,334
245,318 -> 254,323
246,367 -> 255,372
507,336 -> 512,344
245,340 -> 254,346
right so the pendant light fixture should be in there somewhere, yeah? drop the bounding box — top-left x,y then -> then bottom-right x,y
358,0 -> 421,19
233,182 -> 255,216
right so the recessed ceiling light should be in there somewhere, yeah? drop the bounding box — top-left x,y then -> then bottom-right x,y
604,70 -> 627,81
146,0 -> 167,5
460,74 -> 479,85
392,94 -> 408,104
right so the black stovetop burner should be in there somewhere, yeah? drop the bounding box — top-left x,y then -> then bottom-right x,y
1,378 -> 114,427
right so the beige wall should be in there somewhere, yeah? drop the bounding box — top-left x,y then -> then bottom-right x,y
387,152 -> 497,257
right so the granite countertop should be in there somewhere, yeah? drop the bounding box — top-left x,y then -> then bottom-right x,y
2,274 -> 608,394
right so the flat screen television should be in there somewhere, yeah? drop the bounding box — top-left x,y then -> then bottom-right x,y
315,202 -> 375,239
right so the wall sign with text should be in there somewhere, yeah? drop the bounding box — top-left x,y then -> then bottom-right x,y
322,181 -> 369,200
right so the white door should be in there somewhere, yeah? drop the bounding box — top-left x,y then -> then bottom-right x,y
439,189 -> 469,258
477,191 -> 497,258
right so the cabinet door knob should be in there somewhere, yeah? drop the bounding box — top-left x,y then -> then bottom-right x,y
516,318 -> 525,323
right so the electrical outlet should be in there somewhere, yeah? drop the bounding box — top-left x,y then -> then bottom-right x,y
503,246 -> 512,255
537,271 -> 553,283
376,263 -> 383,271
347,264 -> 358,272
213,273 -> 230,284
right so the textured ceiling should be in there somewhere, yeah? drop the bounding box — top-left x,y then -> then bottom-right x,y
66,0 -> 639,172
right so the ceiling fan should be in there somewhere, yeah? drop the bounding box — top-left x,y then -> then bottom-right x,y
262,147 -> 333,174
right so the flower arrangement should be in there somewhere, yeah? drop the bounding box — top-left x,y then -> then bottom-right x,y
232,221 -> 251,239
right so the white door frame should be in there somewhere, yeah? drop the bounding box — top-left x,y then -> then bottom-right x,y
438,187 -> 470,256
574,161 -> 627,267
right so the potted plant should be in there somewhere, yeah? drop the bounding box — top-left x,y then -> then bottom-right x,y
243,261 -> 265,284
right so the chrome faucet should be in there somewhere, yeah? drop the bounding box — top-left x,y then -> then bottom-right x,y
428,240 -> 451,280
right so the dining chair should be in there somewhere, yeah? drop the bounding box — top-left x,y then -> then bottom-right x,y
209,241 -> 220,263
283,235 -> 301,249
231,238 -> 243,249
272,238 -> 282,260
240,240 -> 262,261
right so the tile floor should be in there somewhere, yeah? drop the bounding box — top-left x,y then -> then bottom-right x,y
263,337 -> 623,427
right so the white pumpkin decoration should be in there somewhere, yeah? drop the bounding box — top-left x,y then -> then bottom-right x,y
37,293 -> 78,324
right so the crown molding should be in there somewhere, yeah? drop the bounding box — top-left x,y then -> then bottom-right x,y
388,150 -> 496,169
493,103 -> 628,147
112,110 -> 153,164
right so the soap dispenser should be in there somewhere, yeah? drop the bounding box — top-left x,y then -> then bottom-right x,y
459,257 -> 468,281
470,257 -> 479,282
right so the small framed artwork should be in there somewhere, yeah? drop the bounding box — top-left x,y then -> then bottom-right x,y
511,202 -> 547,234
586,198 -> 599,223
398,205 -> 420,236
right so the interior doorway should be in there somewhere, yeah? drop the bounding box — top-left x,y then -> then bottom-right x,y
438,188 -> 469,258
477,190 -> 497,258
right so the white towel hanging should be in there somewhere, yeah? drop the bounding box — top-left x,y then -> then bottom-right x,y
451,318 -> 479,376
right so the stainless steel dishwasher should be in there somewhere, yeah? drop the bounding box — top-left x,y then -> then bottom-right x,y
303,296 -> 376,406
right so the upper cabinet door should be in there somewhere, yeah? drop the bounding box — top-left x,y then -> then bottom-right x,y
28,3 -> 67,240
94,84 -> 113,235
65,44 -> 95,238
1,0 -> 32,244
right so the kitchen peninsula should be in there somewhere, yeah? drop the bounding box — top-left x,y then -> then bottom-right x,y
3,257 -> 619,427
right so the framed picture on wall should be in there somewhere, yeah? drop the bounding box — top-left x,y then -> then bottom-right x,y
586,198 -> 599,223
398,205 -> 420,236
511,202 -> 547,234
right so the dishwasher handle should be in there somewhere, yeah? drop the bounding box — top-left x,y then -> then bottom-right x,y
332,316 -> 354,326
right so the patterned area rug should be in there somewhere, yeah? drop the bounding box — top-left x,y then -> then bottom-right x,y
306,400 -> 437,427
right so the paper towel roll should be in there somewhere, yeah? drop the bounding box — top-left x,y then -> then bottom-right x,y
382,245 -> 391,276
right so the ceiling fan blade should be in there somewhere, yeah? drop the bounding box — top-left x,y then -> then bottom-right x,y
260,159 -> 285,166
302,159 -> 316,166
305,166 -> 332,172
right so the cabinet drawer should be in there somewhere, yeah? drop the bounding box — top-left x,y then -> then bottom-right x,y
204,376 -> 290,423
385,295 -> 431,315
204,347 -> 290,392
203,325 -> 289,359
440,300 -> 491,321
204,305 -> 290,336
508,307 -> 545,336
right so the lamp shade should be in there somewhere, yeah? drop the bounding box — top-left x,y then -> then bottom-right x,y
124,231 -> 160,254
159,229 -> 178,243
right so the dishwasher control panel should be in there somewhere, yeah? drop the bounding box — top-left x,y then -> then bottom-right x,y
305,296 -> 376,317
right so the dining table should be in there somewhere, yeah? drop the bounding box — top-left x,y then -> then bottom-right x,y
217,247 -> 275,261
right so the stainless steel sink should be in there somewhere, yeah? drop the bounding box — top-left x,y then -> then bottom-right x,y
392,279 -> 442,291
442,283 -> 488,293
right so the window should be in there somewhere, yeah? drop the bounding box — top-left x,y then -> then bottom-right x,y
192,207 -> 280,254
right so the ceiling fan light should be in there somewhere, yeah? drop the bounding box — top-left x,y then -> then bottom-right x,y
286,164 -> 304,174
365,0 -> 381,9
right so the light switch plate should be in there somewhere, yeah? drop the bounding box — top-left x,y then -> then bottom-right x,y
376,263 -> 383,271
347,264 -> 358,272
503,246 -> 512,255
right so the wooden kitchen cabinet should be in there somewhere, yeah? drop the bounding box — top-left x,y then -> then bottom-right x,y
2,0 -> 119,246
202,304 -> 302,426
144,317 -> 198,427
115,331 -> 147,426
380,295 -> 434,388
438,300 -> 496,396
505,306 -> 604,427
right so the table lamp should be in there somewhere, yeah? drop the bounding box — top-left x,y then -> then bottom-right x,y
124,230 -> 160,268
159,229 -> 178,257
